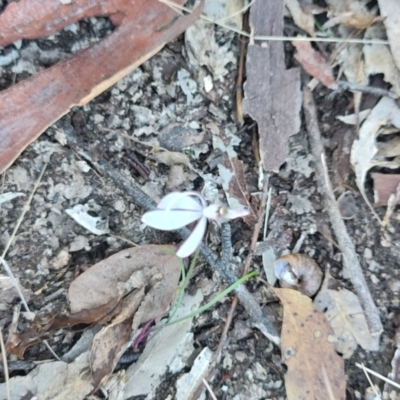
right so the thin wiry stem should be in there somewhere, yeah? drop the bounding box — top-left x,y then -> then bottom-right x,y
0,328 -> 10,400
1,163 -> 47,259
0,164 -> 61,361
158,0 -> 389,45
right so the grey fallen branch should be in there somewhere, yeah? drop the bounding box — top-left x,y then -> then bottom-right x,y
303,87 -> 383,339
57,120 -> 280,345
336,81 -> 398,99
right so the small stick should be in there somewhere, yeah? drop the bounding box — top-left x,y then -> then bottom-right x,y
303,87 -> 383,338
0,328 -> 10,400
235,11 -> 249,124
203,176 -> 272,388
0,164 -> 61,361
1,163 -> 47,259
356,362 -> 400,390
202,378 -> 218,400
124,150 -> 151,180
263,185 -> 272,240
337,81 -> 398,99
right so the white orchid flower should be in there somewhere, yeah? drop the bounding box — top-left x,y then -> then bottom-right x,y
141,191 -> 250,258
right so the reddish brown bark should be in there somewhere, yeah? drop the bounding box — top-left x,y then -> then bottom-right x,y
0,0 -> 202,173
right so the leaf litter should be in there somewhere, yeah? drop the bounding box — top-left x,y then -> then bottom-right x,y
4,245 -> 182,395
273,288 -> 346,400
314,270 -> 379,359
2,0 -> 400,397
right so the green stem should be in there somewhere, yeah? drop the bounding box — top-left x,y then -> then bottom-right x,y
167,270 -> 259,326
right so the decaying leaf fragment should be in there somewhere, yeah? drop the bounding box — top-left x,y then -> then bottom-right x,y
285,0 -> 315,37
122,290 -> 204,399
243,0 -> 301,172
69,244 -> 182,390
0,0 -> 203,173
293,41 -> 338,90
273,288 -> 346,400
371,173 -> 400,206
7,245 -> 182,394
323,0 -> 382,29
314,271 -> 379,359
212,124 -> 257,225
363,25 -> 400,96
0,351 -> 94,400
350,97 -> 400,210
378,0 -> 400,72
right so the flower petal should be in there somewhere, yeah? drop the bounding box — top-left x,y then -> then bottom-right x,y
202,204 -> 221,220
157,191 -> 205,211
142,209 -> 202,230
176,216 -> 207,258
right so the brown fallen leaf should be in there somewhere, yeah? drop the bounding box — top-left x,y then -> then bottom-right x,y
293,41 -> 338,90
7,244 -> 182,389
6,298 -> 121,359
243,0 -> 301,172
69,245 -> 182,391
90,318 -> 133,392
0,0 -> 203,173
273,287 -> 346,400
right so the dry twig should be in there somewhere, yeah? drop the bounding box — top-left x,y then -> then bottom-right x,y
0,164 -> 61,361
303,87 -> 383,338
0,328 -> 10,400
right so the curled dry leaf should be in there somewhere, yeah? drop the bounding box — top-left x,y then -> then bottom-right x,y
363,25 -> 400,96
293,41 -> 338,90
273,288 -> 346,400
6,298 -> 121,358
0,0 -> 203,173
8,245 -> 182,395
274,253 -> 323,297
314,270 -> 380,358
68,244 -> 182,391
285,0 -> 315,37
350,97 -> 400,212
378,0 -> 400,71
212,124 -> 257,225
323,0 -> 381,29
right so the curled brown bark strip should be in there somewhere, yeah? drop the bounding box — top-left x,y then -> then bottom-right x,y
303,87 -> 383,339
0,0 -> 203,173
